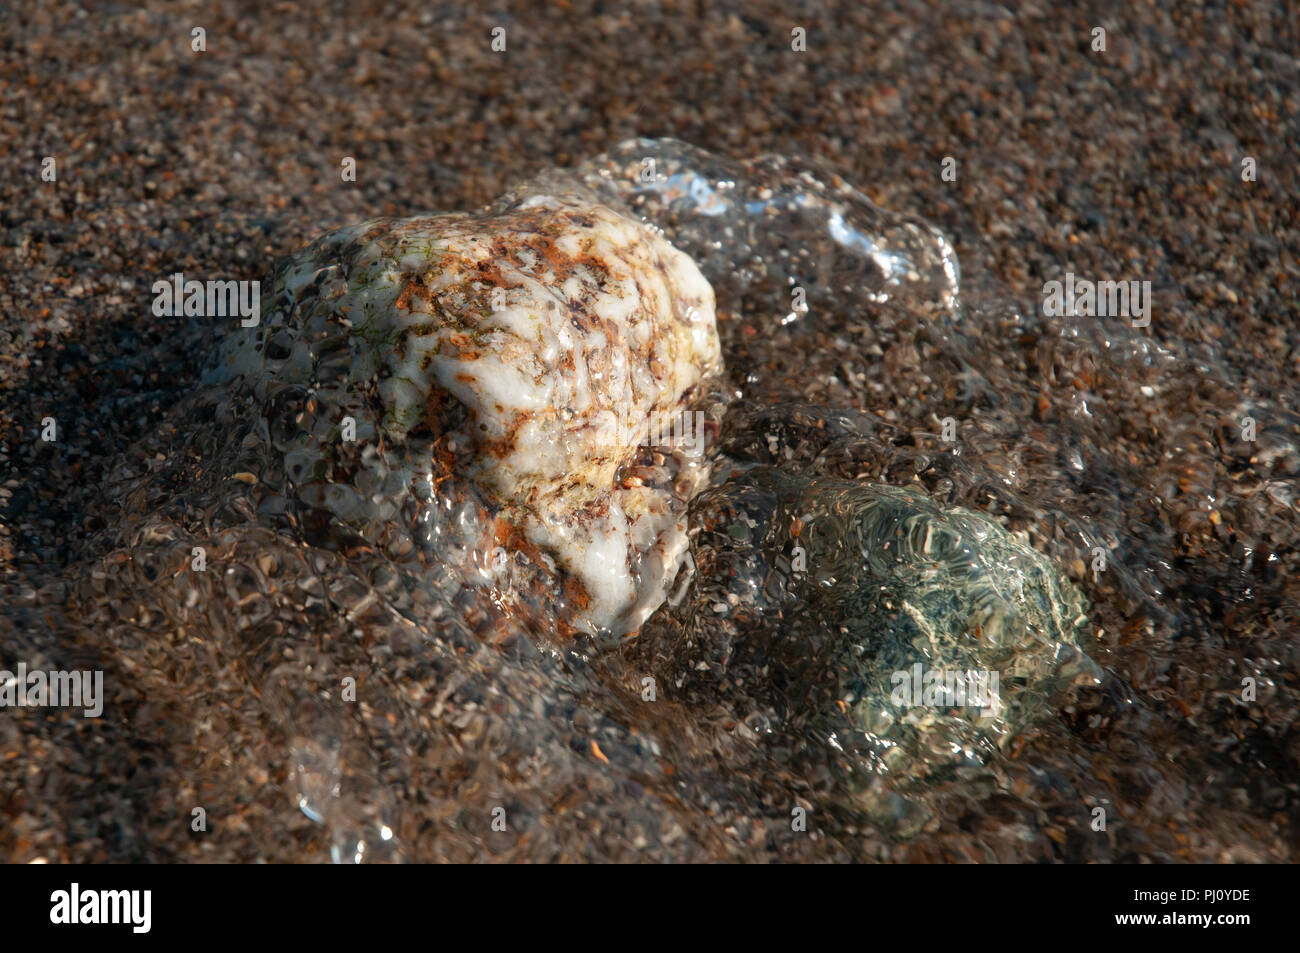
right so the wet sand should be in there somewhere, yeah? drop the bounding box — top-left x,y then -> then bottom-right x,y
1,1 -> 1297,862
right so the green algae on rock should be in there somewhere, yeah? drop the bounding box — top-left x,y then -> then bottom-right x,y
688,468 -> 1103,782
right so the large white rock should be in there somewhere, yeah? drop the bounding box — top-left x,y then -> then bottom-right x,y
212,184 -> 722,635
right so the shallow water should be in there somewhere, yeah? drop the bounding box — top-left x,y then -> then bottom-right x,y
29,138 -> 1300,862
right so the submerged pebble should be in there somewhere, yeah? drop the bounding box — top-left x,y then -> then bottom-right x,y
208,181 -> 722,636
687,468 -> 1102,779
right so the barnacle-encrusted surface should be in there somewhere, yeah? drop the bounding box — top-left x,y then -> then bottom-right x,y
208,183 -> 721,635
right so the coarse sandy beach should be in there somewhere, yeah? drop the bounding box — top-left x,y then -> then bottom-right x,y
1,1 -> 1297,863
